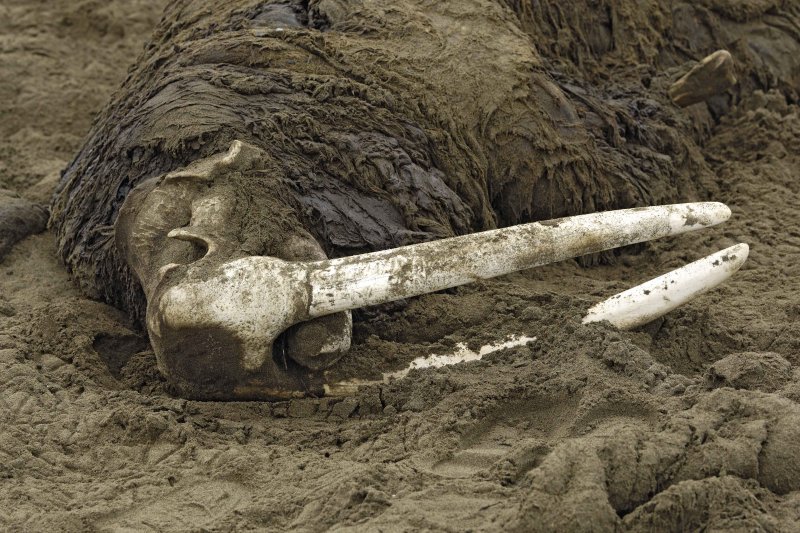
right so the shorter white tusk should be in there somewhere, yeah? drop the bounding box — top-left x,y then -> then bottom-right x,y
583,243 -> 749,329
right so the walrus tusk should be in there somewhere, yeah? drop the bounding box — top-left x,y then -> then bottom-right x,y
155,202 -> 731,372
305,202 -> 731,315
583,243 -> 748,329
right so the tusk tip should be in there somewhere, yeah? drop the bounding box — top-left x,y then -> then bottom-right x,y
713,201 -> 731,219
583,242 -> 749,329
712,202 -> 732,223
720,242 -> 749,271
687,201 -> 731,227
664,202 -> 731,236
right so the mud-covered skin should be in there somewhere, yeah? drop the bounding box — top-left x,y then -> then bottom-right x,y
51,0 -> 720,324
0,190 -> 48,261
50,0 -> 800,398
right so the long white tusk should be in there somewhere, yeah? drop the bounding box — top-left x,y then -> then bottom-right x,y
306,202 -> 731,316
583,243 -> 748,329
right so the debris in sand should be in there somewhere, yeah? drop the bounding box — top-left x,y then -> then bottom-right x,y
669,50 -> 737,107
384,334 -> 538,380
324,334 -> 537,395
706,351 -> 792,392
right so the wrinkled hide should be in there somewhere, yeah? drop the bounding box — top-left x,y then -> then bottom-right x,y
51,0 -> 699,322
49,0 -> 800,397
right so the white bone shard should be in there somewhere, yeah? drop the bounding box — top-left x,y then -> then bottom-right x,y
384,335 -> 537,380
582,243 -> 749,329
323,335 -> 537,395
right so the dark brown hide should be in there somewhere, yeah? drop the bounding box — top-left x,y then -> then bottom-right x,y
0,190 -> 48,261
50,0 -> 800,324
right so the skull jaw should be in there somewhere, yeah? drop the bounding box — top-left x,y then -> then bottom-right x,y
146,310 -> 353,401
284,311 -> 352,371
149,317 -> 329,400
113,140 -> 355,399
143,254 -> 354,400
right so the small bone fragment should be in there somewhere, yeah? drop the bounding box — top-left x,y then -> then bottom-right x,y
383,335 -> 537,380
669,50 -> 737,108
162,139 -> 266,184
583,243 -> 749,330
323,335 -> 537,395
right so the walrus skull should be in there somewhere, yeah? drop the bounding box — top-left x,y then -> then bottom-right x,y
116,140 -> 736,399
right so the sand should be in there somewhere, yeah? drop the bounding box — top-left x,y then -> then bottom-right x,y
3,0 -> 800,531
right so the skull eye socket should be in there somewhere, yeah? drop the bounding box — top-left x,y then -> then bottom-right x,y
167,227 -> 215,261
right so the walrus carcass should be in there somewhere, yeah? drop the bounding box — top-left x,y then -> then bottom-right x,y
50,0 -> 727,399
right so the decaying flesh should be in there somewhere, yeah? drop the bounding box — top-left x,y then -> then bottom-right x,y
49,0 -> 758,399
115,139 -> 738,399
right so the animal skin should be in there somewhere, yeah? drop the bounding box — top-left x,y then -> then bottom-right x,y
49,0 -> 800,397
51,0 -> 711,322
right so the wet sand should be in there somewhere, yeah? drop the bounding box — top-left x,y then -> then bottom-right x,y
3,1 -> 800,530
